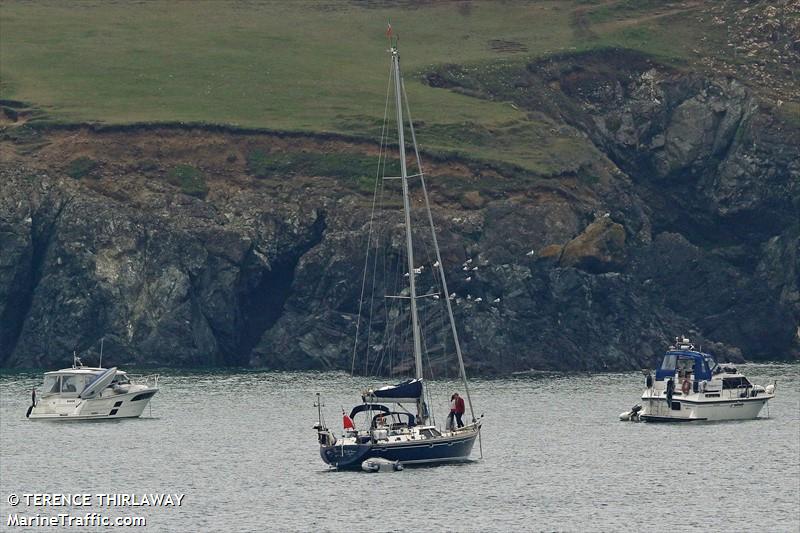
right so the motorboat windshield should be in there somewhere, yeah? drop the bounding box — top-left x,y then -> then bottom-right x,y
39,369 -> 130,397
655,350 -> 713,381
41,371 -> 101,396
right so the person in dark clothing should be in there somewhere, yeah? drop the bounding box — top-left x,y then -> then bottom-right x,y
453,392 -> 465,428
446,393 -> 457,430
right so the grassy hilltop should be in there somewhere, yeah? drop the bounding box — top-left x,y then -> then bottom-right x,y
0,0 -> 748,173
2,0 -> 775,174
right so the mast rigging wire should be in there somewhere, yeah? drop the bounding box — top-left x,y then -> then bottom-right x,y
351,62 -> 394,376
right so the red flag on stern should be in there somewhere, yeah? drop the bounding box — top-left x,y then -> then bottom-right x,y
343,413 -> 355,430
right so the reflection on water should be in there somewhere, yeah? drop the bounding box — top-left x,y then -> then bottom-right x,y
1,365 -> 798,532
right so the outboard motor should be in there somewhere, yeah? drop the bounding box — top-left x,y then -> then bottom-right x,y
619,403 -> 642,422
314,425 -> 336,447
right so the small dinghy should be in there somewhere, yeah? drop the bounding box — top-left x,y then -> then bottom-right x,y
361,458 -> 403,473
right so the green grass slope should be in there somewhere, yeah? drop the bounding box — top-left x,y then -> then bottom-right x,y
0,0 -> 786,174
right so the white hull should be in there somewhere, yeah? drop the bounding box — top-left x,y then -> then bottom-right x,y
640,391 -> 772,422
28,388 -> 157,420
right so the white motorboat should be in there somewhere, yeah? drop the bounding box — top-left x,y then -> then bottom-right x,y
621,337 -> 775,422
27,356 -> 159,420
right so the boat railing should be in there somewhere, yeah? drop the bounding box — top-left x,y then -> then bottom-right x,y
128,373 -> 160,388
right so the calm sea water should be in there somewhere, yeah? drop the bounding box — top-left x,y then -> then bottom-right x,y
1,364 -> 798,532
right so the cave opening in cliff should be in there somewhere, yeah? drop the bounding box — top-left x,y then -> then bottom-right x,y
235,213 -> 327,364
236,259 -> 295,363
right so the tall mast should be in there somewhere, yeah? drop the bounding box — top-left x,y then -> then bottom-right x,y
391,46 -> 425,400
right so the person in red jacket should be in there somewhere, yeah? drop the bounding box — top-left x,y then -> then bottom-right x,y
453,392 -> 465,428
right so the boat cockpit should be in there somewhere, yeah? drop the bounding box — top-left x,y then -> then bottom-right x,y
370,411 -> 416,431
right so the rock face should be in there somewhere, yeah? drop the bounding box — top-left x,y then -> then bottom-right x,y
0,160 -> 328,368
424,48 -> 799,368
1,48 -> 798,374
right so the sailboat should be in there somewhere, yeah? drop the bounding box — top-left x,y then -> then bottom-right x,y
314,35 -> 482,469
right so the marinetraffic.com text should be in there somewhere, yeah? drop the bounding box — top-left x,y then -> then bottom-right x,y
5,492 -> 186,529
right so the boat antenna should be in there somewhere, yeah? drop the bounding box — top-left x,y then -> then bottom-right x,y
99,337 -> 104,369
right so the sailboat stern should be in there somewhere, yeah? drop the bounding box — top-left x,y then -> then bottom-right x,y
320,441 -> 373,469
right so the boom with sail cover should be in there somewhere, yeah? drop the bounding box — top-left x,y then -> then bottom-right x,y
363,379 -> 423,404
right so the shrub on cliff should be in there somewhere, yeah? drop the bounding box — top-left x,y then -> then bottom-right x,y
167,164 -> 208,198
65,157 -> 99,179
246,148 -> 396,185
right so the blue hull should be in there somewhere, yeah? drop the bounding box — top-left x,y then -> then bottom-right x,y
320,432 -> 478,470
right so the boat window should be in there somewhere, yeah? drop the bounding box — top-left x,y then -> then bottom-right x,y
77,374 -> 98,392
722,377 -> 752,389
60,375 -> 81,394
42,376 -> 60,394
111,374 -> 130,385
677,357 -> 694,373
420,428 -> 442,438
660,355 -> 676,371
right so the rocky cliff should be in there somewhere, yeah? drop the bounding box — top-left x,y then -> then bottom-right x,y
1,46 -> 798,373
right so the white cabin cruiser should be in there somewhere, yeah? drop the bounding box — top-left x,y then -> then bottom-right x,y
621,337 -> 775,422
27,357 -> 158,420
